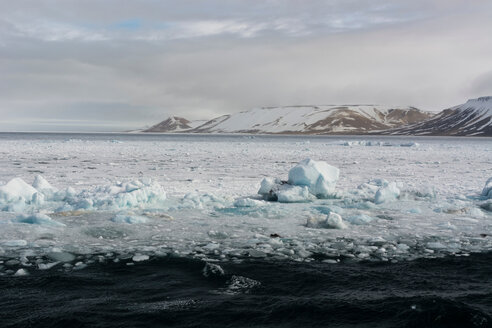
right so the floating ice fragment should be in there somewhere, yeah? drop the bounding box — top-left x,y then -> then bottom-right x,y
14,213 -> 65,227
208,230 -> 229,239
427,242 -> 446,250
32,175 -> 57,194
0,178 -> 37,202
132,254 -> 149,262
375,182 -> 401,204
322,259 -> 338,264
248,249 -> 267,258
396,244 -> 410,252
74,262 -> 87,270
345,214 -> 374,225
480,200 -> 492,212
14,268 -> 28,276
203,262 -> 225,277
258,178 -> 282,200
306,212 -> 347,229
233,198 -> 265,207
325,212 -> 347,229
314,205 -> 345,215
181,192 -> 225,209
32,192 -> 45,206
38,262 -> 60,270
277,185 -> 313,203
3,240 -> 27,247
111,214 -> 148,224
482,177 -> 492,199
468,208 -> 485,218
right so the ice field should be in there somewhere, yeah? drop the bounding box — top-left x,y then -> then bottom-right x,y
0,133 -> 491,275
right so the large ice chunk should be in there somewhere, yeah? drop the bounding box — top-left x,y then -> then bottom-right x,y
288,159 -> 339,197
306,212 -> 347,229
80,178 -> 167,210
482,177 -> 492,199
33,175 -> 57,194
257,177 -> 283,201
374,182 -> 401,204
277,185 -> 313,203
0,178 -> 38,202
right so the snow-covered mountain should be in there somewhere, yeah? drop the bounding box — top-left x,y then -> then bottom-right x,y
387,97 -> 492,136
144,116 -> 207,133
167,105 -> 430,134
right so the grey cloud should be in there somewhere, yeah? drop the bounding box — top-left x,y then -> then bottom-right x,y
0,0 -> 491,131
470,71 -> 492,98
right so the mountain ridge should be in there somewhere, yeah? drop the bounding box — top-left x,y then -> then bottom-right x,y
142,97 -> 492,136
145,105 -> 433,134
384,97 -> 492,136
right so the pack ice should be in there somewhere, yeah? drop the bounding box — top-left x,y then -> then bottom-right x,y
0,135 -> 491,275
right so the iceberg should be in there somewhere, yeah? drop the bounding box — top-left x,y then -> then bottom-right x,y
258,159 -> 340,202
288,159 -> 339,197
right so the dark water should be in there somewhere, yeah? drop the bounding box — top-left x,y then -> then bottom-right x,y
1,253 -> 492,328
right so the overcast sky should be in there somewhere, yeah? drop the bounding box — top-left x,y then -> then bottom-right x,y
1,0 -> 491,131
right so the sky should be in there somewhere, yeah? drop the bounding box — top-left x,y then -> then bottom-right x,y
1,0 -> 491,132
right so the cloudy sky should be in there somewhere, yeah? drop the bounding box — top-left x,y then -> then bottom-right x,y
1,0 -> 491,131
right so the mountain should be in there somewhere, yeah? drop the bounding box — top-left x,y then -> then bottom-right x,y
190,105 -> 433,134
144,116 -> 206,133
386,97 -> 492,136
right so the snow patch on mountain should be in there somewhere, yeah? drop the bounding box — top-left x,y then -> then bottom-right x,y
144,116 -> 207,133
192,105 -> 431,134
